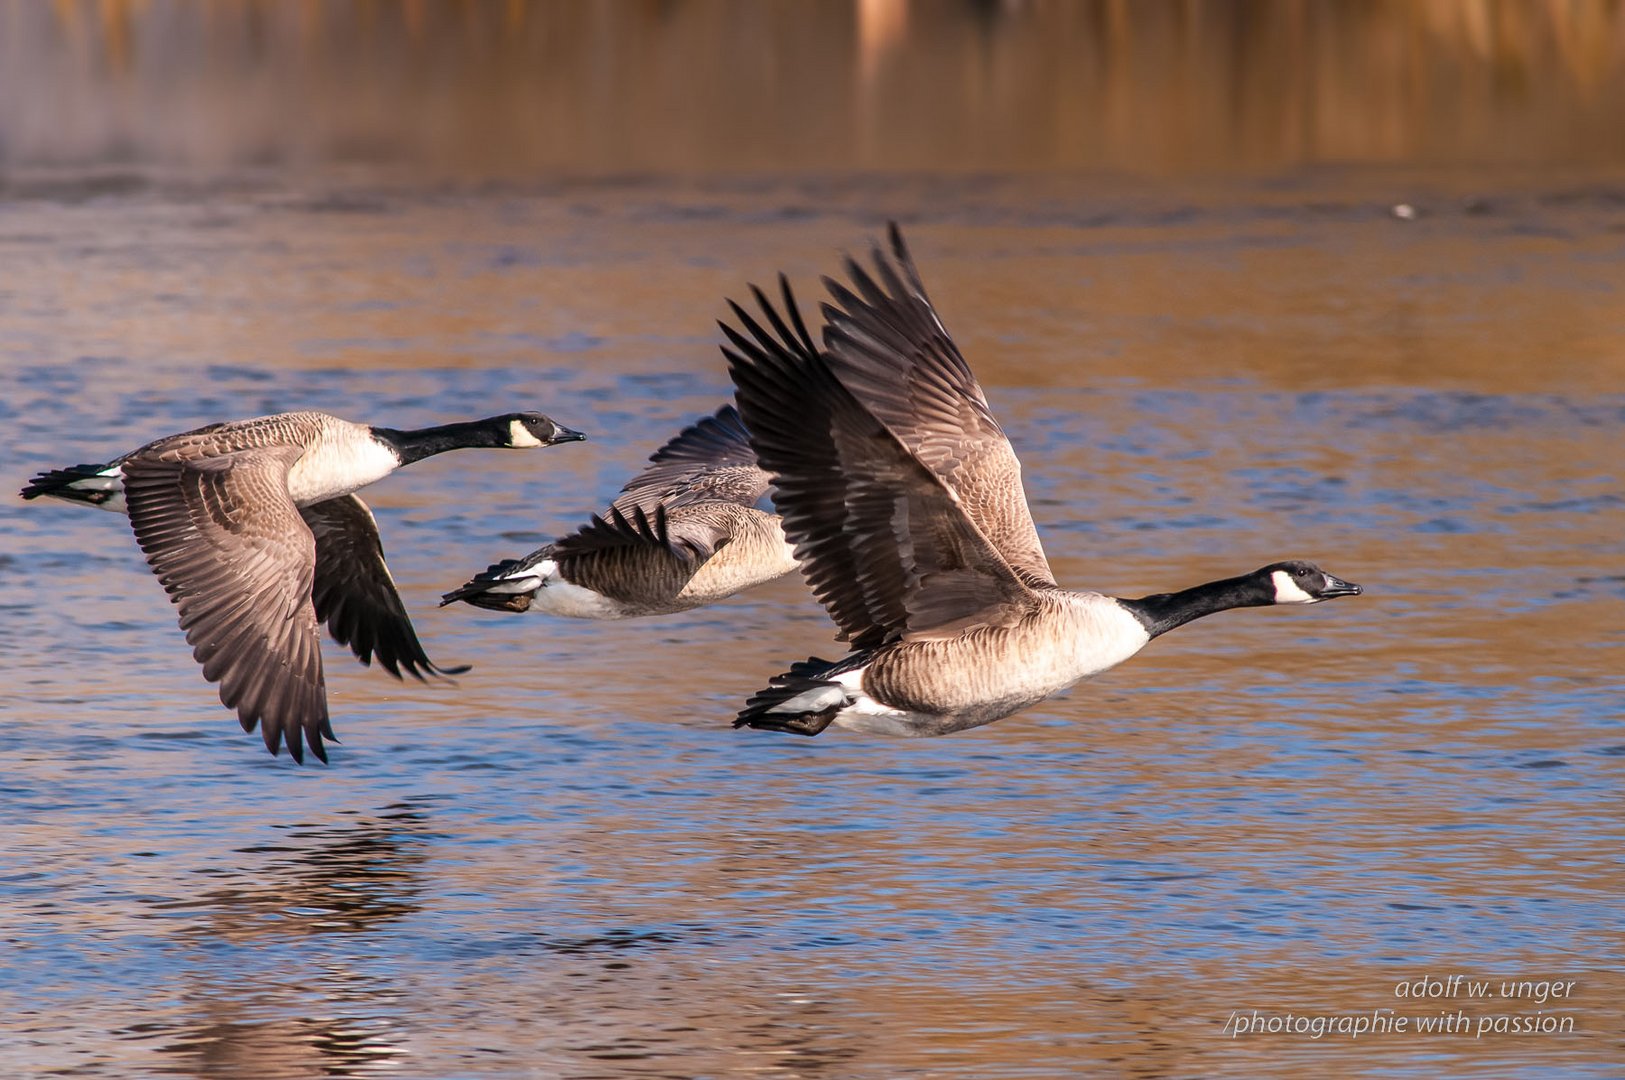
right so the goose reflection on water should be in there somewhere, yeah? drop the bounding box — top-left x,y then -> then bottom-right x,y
119,801 -> 876,1079
120,803 -> 438,1078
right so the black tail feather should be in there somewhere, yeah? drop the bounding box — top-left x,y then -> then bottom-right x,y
440,557 -> 538,612
20,463 -> 115,503
735,654 -> 865,737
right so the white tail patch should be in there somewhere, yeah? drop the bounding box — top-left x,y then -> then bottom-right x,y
767,684 -> 846,715
55,469 -> 127,513
472,556 -> 554,597
1270,570 -> 1317,604
482,574 -> 542,595
492,557 -> 556,589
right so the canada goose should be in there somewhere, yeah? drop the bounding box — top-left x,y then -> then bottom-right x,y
441,404 -> 798,618
21,410 -> 586,762
720,226 -> 1362,737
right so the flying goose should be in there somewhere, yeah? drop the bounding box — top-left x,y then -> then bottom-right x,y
720,226 -> 1362,737
441,404 -> 798,619
21,409 -> 585,762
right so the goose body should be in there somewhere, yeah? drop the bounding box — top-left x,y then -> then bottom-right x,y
443,404 -> 798,619
21,409 -> 586,761
721,226 -> 1362,738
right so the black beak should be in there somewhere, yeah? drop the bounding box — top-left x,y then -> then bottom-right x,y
1319,574 -> 1363,599
550,425 -> 588,444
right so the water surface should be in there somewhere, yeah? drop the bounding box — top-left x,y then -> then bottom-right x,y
1,176 -> 1621,1077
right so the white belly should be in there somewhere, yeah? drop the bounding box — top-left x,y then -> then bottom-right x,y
833,704 -> 947,738
522,562 -> 627,620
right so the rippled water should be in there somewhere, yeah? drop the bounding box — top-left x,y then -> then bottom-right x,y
2,176 -> 1621,1077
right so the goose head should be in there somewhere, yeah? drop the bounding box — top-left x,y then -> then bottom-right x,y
497,413 -> 588,448
1259,560 -> 1362,604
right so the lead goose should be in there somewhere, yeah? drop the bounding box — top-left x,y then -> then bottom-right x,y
441,404 -> 798,619
721,226 -> 1362,737
21,409 -> 585,762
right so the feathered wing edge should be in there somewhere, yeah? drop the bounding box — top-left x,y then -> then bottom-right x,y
301,494 -> 470,681
121,449 -> 334,764
818,224 -> 1057,589
722,271 -> 1032,651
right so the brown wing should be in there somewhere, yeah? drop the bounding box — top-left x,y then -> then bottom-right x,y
121,447 -> 333,764
551,502 -> 724,566
611,404 -> 769,513
723,276 -> 1033,650
543,406 -> 762,576
817,224 -> 1057,589
301,494 -> 468,682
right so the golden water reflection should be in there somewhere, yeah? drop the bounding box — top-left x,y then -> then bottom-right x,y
6,0 -> 1625,177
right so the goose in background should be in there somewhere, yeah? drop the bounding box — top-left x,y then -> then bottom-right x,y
21,409 -> 586,762
721,225 -> 1362,738
442,404 -> 798,619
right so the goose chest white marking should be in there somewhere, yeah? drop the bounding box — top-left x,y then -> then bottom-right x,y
443,403 -> 798,620
21,408 -> 586,762
283,428 -> 403,506
721,224 -> 1362,738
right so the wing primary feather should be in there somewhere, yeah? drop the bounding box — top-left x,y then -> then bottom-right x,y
886,221 -> 928,298
780,274 -> 818,354
749,282 -> 806,360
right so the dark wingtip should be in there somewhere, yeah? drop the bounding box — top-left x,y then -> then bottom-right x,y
887,220 -> 907,259
304,724 -> 338,765
282,733 -> 305,765
779,273 -> 817,354
437,662 -> 474,676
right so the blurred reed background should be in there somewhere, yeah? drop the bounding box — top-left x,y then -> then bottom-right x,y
4,0 -> 1625,180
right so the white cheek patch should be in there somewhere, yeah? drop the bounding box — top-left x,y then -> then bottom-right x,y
1271,570 -> 1318,604
507,419 -> 544,448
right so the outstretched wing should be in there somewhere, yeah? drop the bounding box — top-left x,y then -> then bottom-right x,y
121,447 -> 333,763
611,404 -> 769,513
818,224 -> 1056,589
300,494 -> 469,681
723,275 -> 1033,651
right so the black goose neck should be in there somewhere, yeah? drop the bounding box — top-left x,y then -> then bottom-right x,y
371,420 -> 506,465
1117,572 -> 1274,639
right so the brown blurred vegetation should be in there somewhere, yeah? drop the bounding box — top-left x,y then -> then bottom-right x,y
4,0 -> 1625,177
